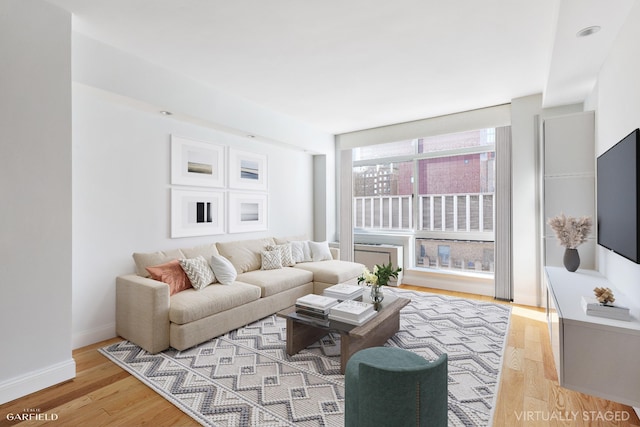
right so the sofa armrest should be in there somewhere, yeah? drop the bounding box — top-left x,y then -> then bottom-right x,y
116,274 -> 170,354
330,247 -> 340,260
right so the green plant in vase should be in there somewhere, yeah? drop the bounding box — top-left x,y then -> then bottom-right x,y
357,262 -> 402,303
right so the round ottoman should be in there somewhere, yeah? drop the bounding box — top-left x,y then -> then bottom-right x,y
345,346 -> 447,427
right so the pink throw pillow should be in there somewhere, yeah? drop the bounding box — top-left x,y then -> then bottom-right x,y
146,259 -> 192,295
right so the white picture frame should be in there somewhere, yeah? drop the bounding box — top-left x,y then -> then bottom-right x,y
228,148 -> 267,191
171,188 -> 225,238
171,135 -> 225,188
228,192 -> 268,233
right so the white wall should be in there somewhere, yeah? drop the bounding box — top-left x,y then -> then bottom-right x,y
0,0 -> 75,404
72,34 -> 335,158
0,6 -> 336,402
586,1 -> 640,308
71,84 -> 318,348
68,31 -> 337,349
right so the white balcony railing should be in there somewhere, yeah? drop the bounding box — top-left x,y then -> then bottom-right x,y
353,193 -> 494,233
418,193 -> 494,233
353,195 -> 412,230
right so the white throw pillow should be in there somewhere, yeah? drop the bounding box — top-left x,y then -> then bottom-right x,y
261,250 -> 283,270
267,243 -> 295,267
308,241 -> 332,262
210,255 -> 237,285
290,240 -> 312,263
179,255 -> 215,290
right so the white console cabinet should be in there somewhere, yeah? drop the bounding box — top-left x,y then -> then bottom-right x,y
545,267 -> 640,406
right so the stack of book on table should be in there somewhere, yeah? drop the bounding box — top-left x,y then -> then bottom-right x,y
323,283 -> 365,301
295,294 -> 339,326
581,296 -> 631,321
328,299 -> 377,326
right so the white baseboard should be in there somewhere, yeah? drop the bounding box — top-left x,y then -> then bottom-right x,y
72,322 -> 116,350
0,359 -> 76,405
402,269 -> 494,297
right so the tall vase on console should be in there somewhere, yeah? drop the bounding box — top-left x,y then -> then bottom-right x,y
548,213 -> 592,273
563,248 -> 580,272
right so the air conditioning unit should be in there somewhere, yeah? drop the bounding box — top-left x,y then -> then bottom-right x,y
354,244 -> 404,286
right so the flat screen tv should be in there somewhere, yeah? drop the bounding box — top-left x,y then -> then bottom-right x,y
597,128 -> 640,263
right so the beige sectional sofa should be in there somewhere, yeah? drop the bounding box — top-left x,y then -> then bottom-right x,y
116,237 -> 364,354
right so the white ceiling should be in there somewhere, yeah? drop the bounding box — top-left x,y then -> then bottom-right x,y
47,0 -> 637,134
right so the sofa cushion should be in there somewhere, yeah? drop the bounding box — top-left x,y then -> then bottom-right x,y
179,256 -> 215,290
290,240 -> 312,263
267,243 -> 295,267
216,238 -> 276,273
146,259 -> 192,295
274,235 -> 309,245
261,250 -> 283,270
294,260 -> 365,284
308,241 -> 333,262
169,281 -> 261,324
237,267 -> 313,297
133,248 -> 185,278
180,243 -> 220,261
210,255 -> 237,286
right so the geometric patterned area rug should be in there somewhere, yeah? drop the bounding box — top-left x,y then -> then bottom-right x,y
99,288 -> 511,426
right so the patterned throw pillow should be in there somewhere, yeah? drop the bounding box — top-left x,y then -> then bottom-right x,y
261,250 -> 283,270
146,259 -> 192,295
179,256 -> 215,290
267,243 -> 295,267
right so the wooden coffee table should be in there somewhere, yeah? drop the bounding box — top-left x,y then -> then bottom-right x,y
283,293 -> 410,373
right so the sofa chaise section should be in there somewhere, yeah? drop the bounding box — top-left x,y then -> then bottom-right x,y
294,260 -> 365,293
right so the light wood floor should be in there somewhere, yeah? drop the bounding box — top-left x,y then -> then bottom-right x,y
1,286 -> 638,427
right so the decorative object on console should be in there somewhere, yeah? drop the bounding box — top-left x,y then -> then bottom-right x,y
562,248 -> 580,273
171,135 -> 225,188
548,213 -> 593,272
581,286 -> 631,321
581,296 -> 630,321
171,188 -> 225,238
594,286 -> 615,305
357,262 -> 402,303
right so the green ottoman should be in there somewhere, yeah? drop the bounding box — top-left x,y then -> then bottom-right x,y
345,347 -> 448,427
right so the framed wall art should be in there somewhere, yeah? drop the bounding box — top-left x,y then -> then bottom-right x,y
228,192 -> 268,233
171,188 -> 225,238
171,135 -> 225,188
228,148 -> 267,191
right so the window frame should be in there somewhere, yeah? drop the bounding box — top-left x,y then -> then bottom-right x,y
353,142 -> 496,241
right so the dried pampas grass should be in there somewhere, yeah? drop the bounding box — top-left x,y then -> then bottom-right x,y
548,213 -> 593,249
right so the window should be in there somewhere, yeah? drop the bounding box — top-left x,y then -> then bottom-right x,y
353,161 -> 413,230
353,127 -> 508,275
